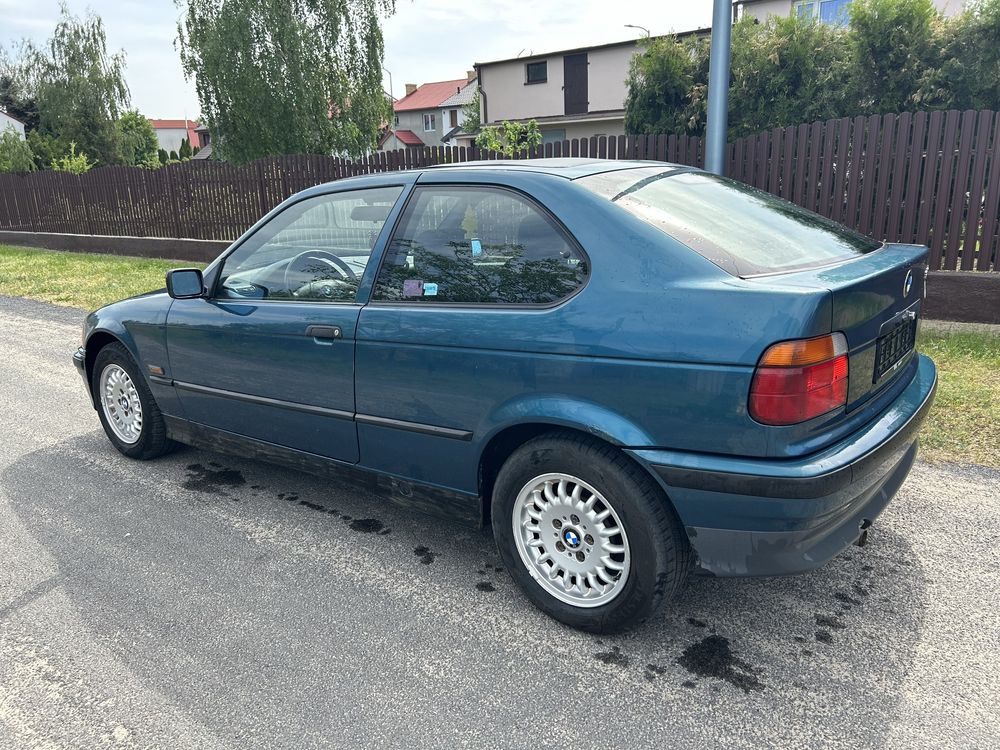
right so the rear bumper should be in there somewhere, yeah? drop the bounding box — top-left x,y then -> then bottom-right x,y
628,353 -> 937,576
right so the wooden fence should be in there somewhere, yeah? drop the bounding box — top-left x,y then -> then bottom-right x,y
0,108 -> 997,272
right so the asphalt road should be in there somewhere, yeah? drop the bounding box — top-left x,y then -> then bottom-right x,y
1,294 -> 997,749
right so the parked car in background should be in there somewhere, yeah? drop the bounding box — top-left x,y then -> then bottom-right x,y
73,159 -> 937,632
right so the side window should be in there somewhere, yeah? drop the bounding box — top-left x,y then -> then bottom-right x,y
372,186 -> 588,305
217,186 -> 404,302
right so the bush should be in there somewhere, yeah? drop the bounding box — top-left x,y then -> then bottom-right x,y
0,126 -> 35,172
116,110 -> 160,167
51,142 -> 94,174
178,136 -> 192,160
624,0 -> 1000,137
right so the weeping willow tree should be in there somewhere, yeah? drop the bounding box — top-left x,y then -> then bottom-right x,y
177,0 -> 395,163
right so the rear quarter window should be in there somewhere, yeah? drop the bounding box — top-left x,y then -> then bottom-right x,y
577,168 -> 881,277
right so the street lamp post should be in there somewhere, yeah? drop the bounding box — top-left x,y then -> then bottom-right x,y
704,0 -> 732,175
624,24 -> 651,37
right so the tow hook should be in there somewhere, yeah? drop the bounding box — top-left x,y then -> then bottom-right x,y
855,519 -> 873,547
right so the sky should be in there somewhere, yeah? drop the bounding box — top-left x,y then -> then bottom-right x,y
0,0 -> 715,119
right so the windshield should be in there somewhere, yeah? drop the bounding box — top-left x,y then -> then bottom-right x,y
576,168 -> 881,277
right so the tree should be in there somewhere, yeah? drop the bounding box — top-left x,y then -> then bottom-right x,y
116,110 -> 159,167
849,0 -> 939,114
25,5 -> 130,166
158,147 -> 169,164
51,142 -> 93,174
926,0 -> 1000,110
475,120 -> 543,157
729,14 -> 853,137
178,136 -> 192,160
169,149 -> 179,161
26,129 -> 63,170
177,0 -> 396,163
0,45 -> 40,131
0,126 -> 35,172
461,89 -> 481,133
624,35 -> 706,135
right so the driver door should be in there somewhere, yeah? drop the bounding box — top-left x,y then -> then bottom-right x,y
165,185 -> 405,463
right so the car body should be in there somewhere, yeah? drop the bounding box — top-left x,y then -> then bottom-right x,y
74,159 -> 936,631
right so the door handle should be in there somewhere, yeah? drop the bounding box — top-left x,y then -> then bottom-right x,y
305,325 -> 342,340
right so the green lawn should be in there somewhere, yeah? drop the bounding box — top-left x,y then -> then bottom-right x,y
0,244 -> 203,311
917,329 -> 1000,468
0,244 -> 996,468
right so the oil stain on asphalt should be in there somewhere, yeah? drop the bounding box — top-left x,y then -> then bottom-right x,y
183,463 -> 246,494
676,635 -> 765,694
414,546 -> 437,565
594,645 -> 629,668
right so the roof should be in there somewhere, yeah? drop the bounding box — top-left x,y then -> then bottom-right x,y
393,129 -> 424,146
475,29 -> 710,67
394,79 -> 467,112
0,109 -> 26,125
148,118 -> 199,147
440,79 -> 478,108
442,125 -> 476,142
191,142 -> 213,160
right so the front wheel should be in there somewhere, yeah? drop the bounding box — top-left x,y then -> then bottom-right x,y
491,432 -> 689,633
91,342 -> 176,460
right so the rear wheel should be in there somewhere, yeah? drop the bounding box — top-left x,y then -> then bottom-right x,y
91,342 -> 176,460
491,432 -> 689,633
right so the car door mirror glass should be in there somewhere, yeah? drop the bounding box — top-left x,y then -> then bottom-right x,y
166,268 -> 205,299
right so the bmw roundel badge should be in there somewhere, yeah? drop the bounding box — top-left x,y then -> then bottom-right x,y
563,529 -> 581,549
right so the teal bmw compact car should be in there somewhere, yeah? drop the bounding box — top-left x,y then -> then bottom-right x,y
74,159 -> 937,632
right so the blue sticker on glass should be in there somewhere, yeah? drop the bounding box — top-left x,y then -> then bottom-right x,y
423,282 -> 438,296
471,238 -> 482,257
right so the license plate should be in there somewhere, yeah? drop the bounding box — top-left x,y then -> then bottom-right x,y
874,314 -> 917,381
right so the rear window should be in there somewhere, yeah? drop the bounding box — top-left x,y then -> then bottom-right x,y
576,168 -> 881,277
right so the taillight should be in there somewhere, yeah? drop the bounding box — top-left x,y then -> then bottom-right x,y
749,333 -> 849,426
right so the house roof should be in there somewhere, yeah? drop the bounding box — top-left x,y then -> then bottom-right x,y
440,79 -> 478,108
0,109 -> 26,125
393,129 -> 424,146
148,118 -> 199,147
191,142 -> 213,160
393,79 -> 467,112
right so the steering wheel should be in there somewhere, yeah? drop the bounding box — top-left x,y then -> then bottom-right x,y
283,250 -> 357,297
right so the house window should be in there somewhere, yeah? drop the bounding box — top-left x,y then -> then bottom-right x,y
794,0 -> 851,24
525,61 -> 547,84
423,113 -> 436,132
449,109 -> 458,128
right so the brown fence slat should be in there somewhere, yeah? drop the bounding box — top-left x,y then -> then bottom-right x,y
961,111 -> 994,270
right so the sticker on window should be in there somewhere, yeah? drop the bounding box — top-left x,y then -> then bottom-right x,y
471,238 -> 482,257
402,279 -> 424,297
423,282 -> 439,296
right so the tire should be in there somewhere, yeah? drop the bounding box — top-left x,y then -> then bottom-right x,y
91,342 -> 176,460
491,431 -> 689,633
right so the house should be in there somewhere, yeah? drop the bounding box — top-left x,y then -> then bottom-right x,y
0,110 -> 26,139
148,119 -> 200,154
379,73 -> 477,151
732,0 -> 963,24
473,36 -> 703,143
191,123 -> 212,160
440,77 -> 479,148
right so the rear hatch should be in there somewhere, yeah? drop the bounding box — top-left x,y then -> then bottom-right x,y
759,243 -> 927,411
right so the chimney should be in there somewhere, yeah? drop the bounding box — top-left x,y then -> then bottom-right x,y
467,69 -> 477,83
404,83 -> 417,96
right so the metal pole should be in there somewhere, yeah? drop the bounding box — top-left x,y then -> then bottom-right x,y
704,0 -> 732,175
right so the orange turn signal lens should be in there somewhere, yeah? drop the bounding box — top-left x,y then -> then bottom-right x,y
758,333 -> 848,368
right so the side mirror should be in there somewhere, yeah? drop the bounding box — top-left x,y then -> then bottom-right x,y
166,268 -> 205,299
